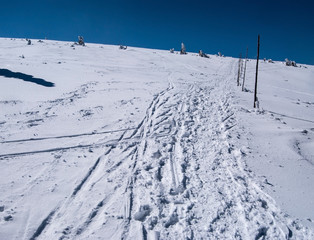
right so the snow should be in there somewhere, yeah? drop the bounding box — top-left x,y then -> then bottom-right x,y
237,59 -> 314,231
0,37 -> 313,239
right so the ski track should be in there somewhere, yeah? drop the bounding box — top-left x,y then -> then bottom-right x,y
6,56 -> 313,239
121,60 -> 313,240
0,127 -> 136,144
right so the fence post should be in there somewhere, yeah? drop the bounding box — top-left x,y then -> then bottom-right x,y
242,47 -> 248,91
254,35 -> 260,108
237,53 -> 242,86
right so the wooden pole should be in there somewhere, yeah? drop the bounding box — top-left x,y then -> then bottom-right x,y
242,47 -> 248,91
240,55 -> 244,77
237,53 -> 242,86
254,35 -> 260,108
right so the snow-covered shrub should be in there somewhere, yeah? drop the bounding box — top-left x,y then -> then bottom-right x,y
170,48 -> 174,53
180,43 -> 186,54
218,52 -> 222,57
285,58 -> 297,67
199,50 -> 209,58
78,36 -> 85,46
119,45 -> 127,50
268,59 -> 273,63
27,39 -> 31,45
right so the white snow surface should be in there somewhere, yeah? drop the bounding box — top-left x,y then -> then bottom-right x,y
0,38 -> 314,239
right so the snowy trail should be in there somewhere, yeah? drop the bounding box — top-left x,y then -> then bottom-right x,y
35,65 -> 178,240
0,39 -> 313,239
119,60 -> 311,239
33,58 -> 309,239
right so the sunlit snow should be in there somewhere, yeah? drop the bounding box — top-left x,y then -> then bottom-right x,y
0,38 -> 313,239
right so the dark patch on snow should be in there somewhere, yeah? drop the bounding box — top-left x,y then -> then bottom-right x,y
152,150 -> 162,159
79,109 -> 93,117
294,140 -> 314,166
156,166 -> 162,181
144,164 -> 153,171
264,179 -> 274,186
62,226 -> 72,235
259,199 -> 268,209
60,226 -> 73,239
134,205 -> 151,222
182,175 -> 189,190
181,162 -> 187,173
158,196 -> 170,205
142,224 -> 148,240
4,215 -> 13,221
287,227 -> 293,238
164,211 -> 179,228
30,209 -> 57,240
301,130 -> 308,135
0,68 -> 55,87
255,227 -> 268,240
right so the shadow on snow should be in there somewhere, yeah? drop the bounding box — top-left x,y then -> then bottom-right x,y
0,68 -> 55,87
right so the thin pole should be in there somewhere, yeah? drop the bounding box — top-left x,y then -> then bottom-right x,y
240,55 -> 244,77
237,53 -> 242,86
242,47 -> 248,91
254,35 -> 260,108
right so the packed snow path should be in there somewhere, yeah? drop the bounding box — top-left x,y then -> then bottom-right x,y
0,39 -> 313,239
27,60 -> 309,239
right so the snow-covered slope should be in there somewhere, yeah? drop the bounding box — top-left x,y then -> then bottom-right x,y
0,38 -> 313,239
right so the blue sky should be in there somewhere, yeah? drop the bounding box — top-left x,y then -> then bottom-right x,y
1,0 -> 314,64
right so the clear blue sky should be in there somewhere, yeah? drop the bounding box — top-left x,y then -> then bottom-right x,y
1,0 -> 314,64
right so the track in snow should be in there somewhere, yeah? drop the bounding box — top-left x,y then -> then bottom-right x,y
1,49 -> 311,239
28,59 -> 313,240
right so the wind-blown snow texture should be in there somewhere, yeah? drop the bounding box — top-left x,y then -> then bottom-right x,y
0,38 -> 313,239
